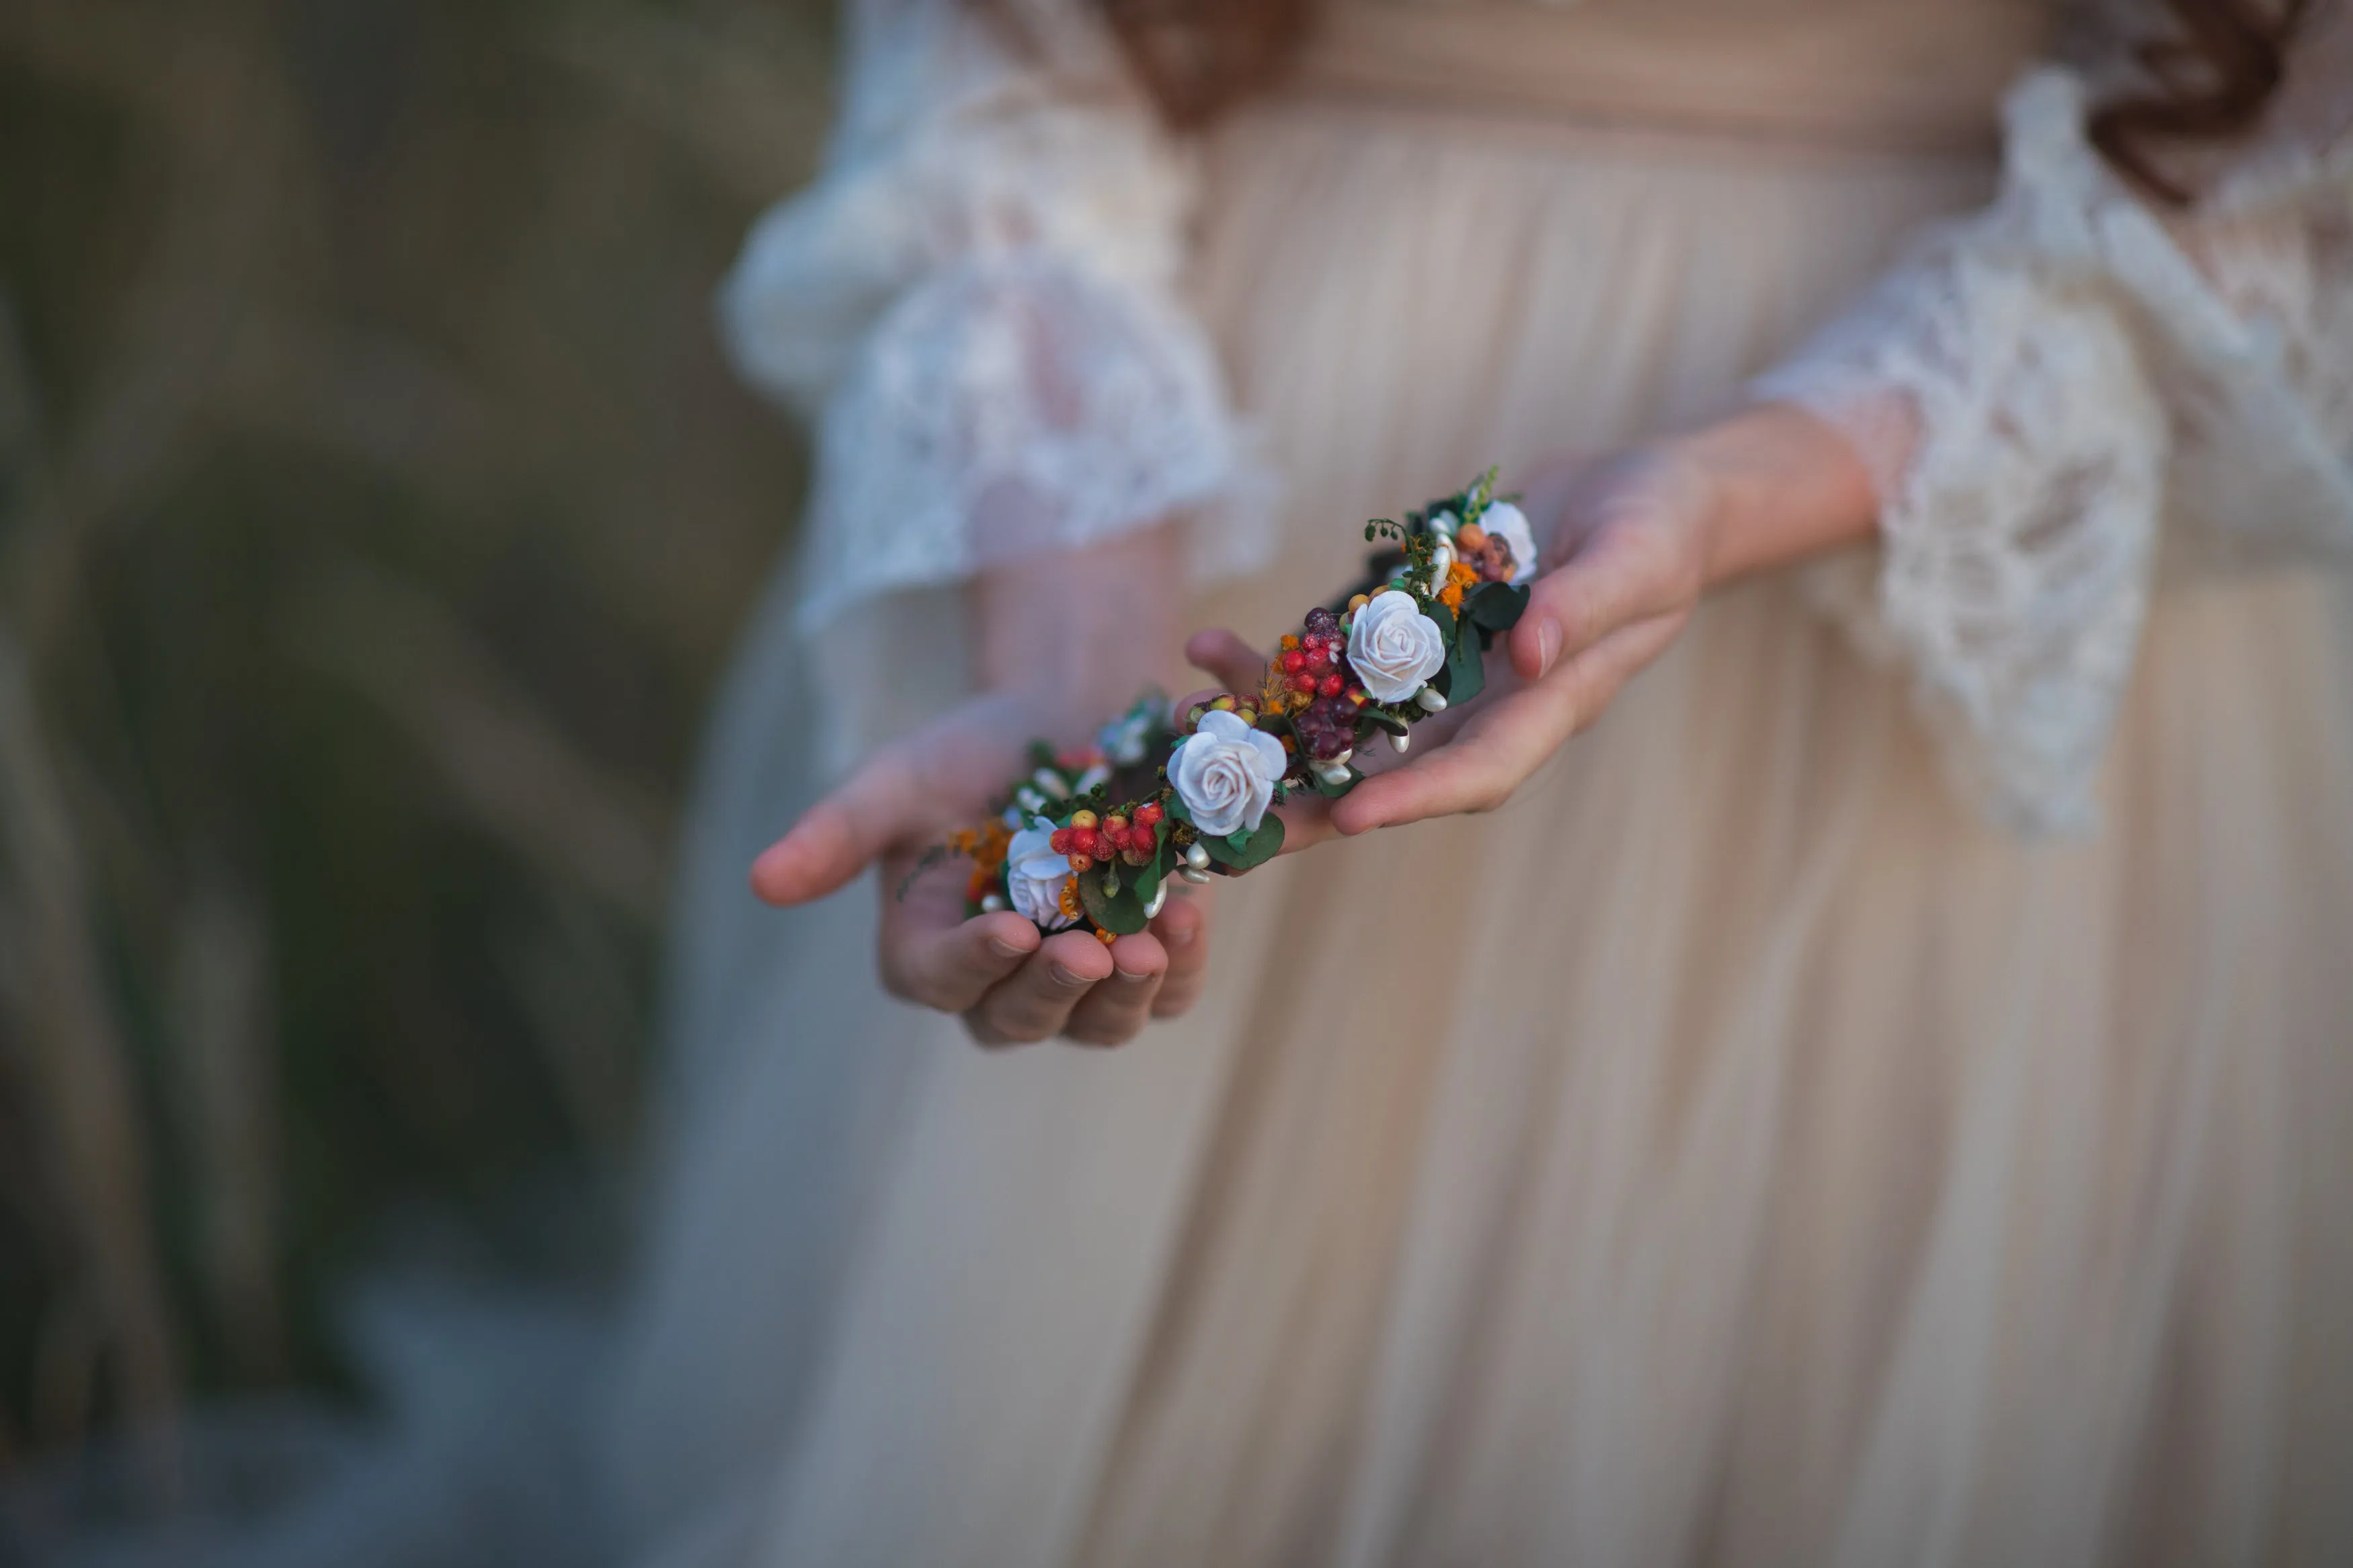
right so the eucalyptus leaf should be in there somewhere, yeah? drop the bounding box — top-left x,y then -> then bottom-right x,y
1312,765 -> 1362,800
1078,866 -> 1150,935
1465,581 -> 1528,631
1445,623 -> 1486,705
1203,813 -> 1284,871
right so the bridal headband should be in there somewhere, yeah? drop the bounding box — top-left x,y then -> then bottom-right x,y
936,471 -> 1534,941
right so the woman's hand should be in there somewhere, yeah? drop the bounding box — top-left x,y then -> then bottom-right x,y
1325,403 -> 1882,834
751,524 -> 1212,1048
751,690 -> 1212,1046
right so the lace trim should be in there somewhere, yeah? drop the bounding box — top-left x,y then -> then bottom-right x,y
1757,67 -> 2353,833
791,252 -> 1271,634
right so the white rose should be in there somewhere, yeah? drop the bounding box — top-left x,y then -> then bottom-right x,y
1003,815 -> 1076,930
1347,587 -> 1448,703
1480,500 -> 1540,585
1170,710 -> 1287,838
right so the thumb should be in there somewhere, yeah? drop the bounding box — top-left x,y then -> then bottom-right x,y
750,753 -> 924,907
1185,628 -> 1268,696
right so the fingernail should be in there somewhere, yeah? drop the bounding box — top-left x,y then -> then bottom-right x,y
1114,964 -> 1154,983
988,937 -> 1028,960
1536,618 -> 1562,677
1049,963 -> 1088,988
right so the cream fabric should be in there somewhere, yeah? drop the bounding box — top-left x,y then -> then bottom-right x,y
605,3 -> 2353,1565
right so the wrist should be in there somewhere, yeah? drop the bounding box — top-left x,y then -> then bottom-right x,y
1677,402 -> 1881,590
971,520 -> 1184,737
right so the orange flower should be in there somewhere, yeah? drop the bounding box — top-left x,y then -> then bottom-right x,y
1058,875 -> 1084,921
1437,558 -> 1480,610
949,818 -> 1013,878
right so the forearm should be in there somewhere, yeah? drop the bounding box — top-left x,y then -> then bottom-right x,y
969,520 -> 1185,737
1685,401 -> 1892,589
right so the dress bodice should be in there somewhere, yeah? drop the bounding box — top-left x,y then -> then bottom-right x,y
1300,0 -> 2052,152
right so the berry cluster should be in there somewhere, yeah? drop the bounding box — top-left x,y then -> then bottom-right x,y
1051,802 -> 1164,872
1263,606 -> 1361,718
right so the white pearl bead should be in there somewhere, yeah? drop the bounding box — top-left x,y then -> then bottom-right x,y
1388,730 -> 1410,753
1144,882 -> 1168,919
1415,685 -> 1447,712
1180,866 -> 1213,884
1183,842 -> 1211,871
978,893 -> 1005,913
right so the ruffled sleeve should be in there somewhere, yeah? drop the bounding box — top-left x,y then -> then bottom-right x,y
719,0 -> 1269,638
1755,51 -> 2353,833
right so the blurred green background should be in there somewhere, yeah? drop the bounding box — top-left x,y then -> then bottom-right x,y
0,0 -> 830,1462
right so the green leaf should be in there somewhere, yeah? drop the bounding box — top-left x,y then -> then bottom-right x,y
1165,794 -> 1194,828
1465,581 -> 1528,631
1357,708 -> 1408,739
1423,600 -> 1457,643
1311,764 -> 1362,799
1078,864 -> 1150,935
1445,622 -> 1486,705
1131,852 -> 1163,911
1203,812 -> 1284,871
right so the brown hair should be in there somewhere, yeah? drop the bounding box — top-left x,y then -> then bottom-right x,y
1087,0 -> 1314,130
2087,0 -> 2319,202
1076,0 -> 2315,202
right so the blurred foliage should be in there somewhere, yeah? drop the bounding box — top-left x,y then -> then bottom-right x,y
0,0 -> 831,1462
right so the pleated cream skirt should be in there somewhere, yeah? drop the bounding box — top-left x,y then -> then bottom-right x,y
606,97 -> 2353,1568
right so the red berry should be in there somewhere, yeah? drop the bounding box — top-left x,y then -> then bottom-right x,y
1289,673 -> 1316,694
1281,649 -> 1308,674
1049,829 -> 1071,854
1069,827 -> 1098,858
1293,695 -> 1357,761
1132,801 -> 1162,829
1318,672 -> 1344,697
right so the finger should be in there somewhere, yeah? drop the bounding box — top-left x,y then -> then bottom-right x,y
877,883 -> 1043,1012
1148,889 -> 1212,1018
1270,791 -> 1338,852
1511,523 -> 1687,682
1331,677 -> 1581,833
1062,932 -> 1168,1046
751,750 -> 928,907
965,930 -> 1117,1046
1334,611 -> 1683,834
1185,628 -> 1269,694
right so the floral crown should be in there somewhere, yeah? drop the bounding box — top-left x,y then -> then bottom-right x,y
941,470 -> 1533,941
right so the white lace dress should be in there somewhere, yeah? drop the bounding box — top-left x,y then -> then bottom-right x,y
607,3 -> 2353,1564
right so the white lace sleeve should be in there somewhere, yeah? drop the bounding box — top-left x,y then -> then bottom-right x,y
1755,40 -> 2353,833
719,0 -> 1270,636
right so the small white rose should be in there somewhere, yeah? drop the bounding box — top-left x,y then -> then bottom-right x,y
1170,710 -> 1287,838
1004,815 -> 1077,930
1480,500 -> 1540,585
1347,587 -> 1448,703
